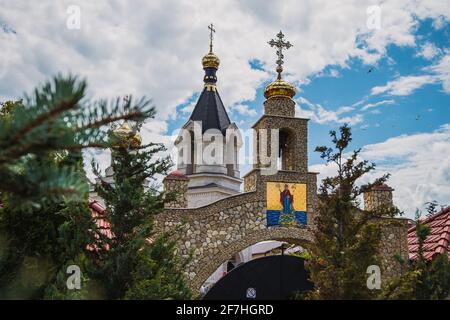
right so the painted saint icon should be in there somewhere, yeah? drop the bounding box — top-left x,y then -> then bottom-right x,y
280,184 -> 294,214
266,182 -> 307,228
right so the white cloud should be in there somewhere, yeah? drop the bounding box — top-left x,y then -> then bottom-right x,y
371,51 -> 450,98
416,42 -> 441,60
428,53 -> 450,93
1,0 -> 450,118
229,103 -> 257,117
296,97 -> 364,125
1,0 -> 449,187
361,99 -> 395,111
179,100 -> 196,114
370,109 -> 382,115
371,75 -> 438,96
310,124 -> 450,218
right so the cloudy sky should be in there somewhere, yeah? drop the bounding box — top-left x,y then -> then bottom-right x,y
1,0 -> 449,217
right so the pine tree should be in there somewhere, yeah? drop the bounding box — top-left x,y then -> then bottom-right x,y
306,124 -> 398,299
0,75 -> 154,299
92,116 -> 191,299
125,233 -> 192,299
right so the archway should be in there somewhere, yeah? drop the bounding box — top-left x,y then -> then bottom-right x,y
189,227 -> 313,294
203,255 -> 312,300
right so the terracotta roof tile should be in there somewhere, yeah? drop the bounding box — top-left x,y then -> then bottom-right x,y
87,199 -> 112,251
164,170 -> 189,181
408,206 -> 450,261
371,184 -> 394,191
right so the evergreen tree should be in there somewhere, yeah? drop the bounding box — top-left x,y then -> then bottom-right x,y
306,124 -> 398,299
92,115 -> 191,299
0,75 -> 154,299
125,233 -> 191,299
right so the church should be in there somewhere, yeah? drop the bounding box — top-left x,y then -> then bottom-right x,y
173,24 -> 242,208
88,26 -> 411,299
154,26 -> 411,297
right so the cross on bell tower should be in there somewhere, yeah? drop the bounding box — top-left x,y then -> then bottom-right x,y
268,31 -> 293,79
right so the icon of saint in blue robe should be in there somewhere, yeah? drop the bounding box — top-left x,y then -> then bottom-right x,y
280,184 -> 294,214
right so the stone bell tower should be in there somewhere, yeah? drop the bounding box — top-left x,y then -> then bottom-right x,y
243,31 -> 318,226
251,32 -> 308,175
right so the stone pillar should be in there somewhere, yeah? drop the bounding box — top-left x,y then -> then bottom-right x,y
163,170 -> 189,209
364,184 -> 394,212
378,218 -> 410,281
363,184 -> 410,281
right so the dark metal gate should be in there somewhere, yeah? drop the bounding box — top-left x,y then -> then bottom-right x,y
203,255 -> 313,300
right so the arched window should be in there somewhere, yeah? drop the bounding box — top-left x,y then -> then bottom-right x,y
278,128 -> 295,171
227,135 -> 238,176
186,130 -> 195,175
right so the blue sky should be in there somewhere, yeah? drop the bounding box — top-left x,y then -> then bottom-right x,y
0,1 -> 449,217
165,11 -> 450,217
172,18 -> 450,164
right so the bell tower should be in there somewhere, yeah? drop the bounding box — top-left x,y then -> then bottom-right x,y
243,31 -> 318,226
252,31 -> 308,175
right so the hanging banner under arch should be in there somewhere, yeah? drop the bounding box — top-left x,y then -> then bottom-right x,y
266,182 -> 307,228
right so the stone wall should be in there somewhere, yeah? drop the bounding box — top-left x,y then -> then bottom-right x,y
362,185 -> 409,281
155,194 -> 313,292
163,174 -> 189,209
364,189 -> 394,212
378,218 -> 410,281
243,170 -> 257,192
155,168 -> 318,293
264,97 -> 295,117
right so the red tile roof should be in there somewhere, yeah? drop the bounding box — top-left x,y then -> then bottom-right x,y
164,170 -> 189,180
88,199 -> 112,251
408,206 -> 450,261
371,184 -> 394,191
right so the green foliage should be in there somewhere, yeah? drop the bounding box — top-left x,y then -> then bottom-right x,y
292,249 -> 311,260
92,122 -> 191,299
125,233 -> 192,299
0,75 -> 156,299
381,205 -> 450,300
0,75 -> 154,207
0,152 -> 96,299
306,124 -> 398,300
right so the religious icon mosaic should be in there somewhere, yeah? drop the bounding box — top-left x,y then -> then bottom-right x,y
266,182 -> 307,228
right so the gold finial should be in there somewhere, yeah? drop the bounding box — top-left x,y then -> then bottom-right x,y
111,95 -> 142,148
264,30 -> 296,99
202,23 -> 220,69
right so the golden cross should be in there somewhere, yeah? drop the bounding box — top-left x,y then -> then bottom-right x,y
208,23 -> 216,52
268,31 -> 293,79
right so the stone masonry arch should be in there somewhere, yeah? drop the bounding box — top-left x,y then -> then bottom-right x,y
155,170 -> 318,294
191,227 -> 312,292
